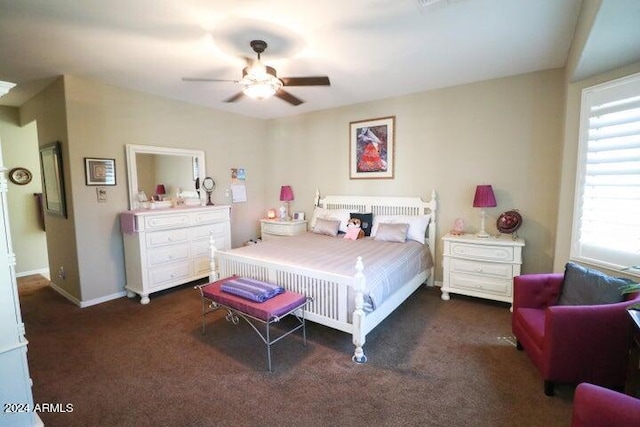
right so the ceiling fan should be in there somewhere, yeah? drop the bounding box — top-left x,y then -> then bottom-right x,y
182,40 -> 330,106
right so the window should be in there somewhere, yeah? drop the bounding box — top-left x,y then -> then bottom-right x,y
571,72 -> 640,274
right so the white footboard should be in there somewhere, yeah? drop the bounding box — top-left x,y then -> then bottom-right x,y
215,250 -> 355,334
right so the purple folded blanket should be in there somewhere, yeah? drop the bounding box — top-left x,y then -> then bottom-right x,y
220,277 -> 285,303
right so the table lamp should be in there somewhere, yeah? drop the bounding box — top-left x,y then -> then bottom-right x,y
473,185 -> 496,238
155,184 -> 166,201
279,185 -> 294,220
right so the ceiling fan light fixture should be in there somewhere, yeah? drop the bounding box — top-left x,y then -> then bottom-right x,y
242,78 -> 282,100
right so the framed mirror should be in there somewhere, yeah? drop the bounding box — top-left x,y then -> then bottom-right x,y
125,144 -> 206,210
39,141 -> 67,218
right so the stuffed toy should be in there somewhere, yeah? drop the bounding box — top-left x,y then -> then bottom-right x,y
344,217 -> 365,240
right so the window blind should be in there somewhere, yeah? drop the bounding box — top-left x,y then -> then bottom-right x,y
572,73 -> 640,271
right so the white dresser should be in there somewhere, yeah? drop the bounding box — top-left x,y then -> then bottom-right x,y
122,205 -> 231,304
441,233 -> 525,305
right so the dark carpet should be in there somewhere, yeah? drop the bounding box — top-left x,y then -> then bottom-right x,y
18,276 -> 574,426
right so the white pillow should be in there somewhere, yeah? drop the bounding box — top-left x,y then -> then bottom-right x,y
371,214 -> 430,244
310,207 -> 352,233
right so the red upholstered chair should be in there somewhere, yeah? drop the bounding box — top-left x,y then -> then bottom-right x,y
571,383 -> 640,427
512,271 -> 640,396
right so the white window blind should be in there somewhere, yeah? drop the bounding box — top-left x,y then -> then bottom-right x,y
572,72 -> 640,273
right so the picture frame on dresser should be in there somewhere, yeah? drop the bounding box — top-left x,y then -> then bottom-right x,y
293,212 -> 305,221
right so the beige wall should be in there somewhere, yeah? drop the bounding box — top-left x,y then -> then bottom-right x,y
18,76 -> 267,303
20,78 -> 81,299
8,67 -> 567,301
0,106 -> 49,276
268,68 -> 566,282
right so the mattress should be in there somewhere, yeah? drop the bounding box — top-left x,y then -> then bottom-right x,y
223,232 -> 433,310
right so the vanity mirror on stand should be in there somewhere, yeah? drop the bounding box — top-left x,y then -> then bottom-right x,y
122,144 -> 231,304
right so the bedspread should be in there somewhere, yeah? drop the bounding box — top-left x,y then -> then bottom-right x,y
223,232 -> 433,310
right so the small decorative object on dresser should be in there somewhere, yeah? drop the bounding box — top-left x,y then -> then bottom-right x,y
496,209 -> 523,239
441,232 -> 525,306
450,218 -> 465,235
260,218 -> 307,241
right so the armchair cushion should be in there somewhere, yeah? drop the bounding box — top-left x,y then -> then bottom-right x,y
557,262 -> 630,306
572,383 -> 640,427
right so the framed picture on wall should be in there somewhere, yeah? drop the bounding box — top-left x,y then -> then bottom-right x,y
84,157 -> 116,186
349,116 -> 395,179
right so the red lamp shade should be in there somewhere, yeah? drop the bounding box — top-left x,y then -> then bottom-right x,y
279,185 -> 294,202
155,184 -> 166,196
473,185 -> 497,208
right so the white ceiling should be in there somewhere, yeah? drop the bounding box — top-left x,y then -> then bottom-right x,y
0,0 -> 601,120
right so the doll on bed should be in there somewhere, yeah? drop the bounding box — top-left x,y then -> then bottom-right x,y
344,218 -> 365,240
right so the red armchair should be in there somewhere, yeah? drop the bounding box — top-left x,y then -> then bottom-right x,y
571,382 -> 640,426
512,272 -> 640,396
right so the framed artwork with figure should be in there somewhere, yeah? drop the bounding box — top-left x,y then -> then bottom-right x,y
349,116 -> 395,179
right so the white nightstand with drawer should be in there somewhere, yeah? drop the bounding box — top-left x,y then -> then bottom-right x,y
441,233 -> 525,306
260,219 -> 307,241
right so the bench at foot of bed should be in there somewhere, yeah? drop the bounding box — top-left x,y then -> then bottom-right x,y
196,277 -> 312,372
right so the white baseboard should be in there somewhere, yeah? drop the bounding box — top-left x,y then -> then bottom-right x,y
79,290 -> 127,308
48,281 -> 81,306
16,268 -> 50,279
48,281 -> 127,308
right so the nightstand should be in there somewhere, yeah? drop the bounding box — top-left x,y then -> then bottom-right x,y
441,233 -> 525,306
260,219 -> 307,241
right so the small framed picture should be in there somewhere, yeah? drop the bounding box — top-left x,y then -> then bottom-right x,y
84,158 -> 116,186
293,212 -> 305,221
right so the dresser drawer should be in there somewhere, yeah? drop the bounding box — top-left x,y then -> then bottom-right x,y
148,261 -> 192,289
449,258 -> 514,279
147,243 -> 190,267
145,229 -> 189,247
191,223 -> 227,240
449,272 -> 512,297
193,255 -> 211,275
194,209 -> 229,225
449,242 -> 514,262
262,221 -> 306,236
143,213 -> 191,230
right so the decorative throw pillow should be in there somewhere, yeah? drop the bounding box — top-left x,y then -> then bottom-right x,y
350,213 -> 373,236
371,214 -> 430,244
310,207 -> 351,233
557,262 -> 631,306
373,223 -> 409,243
312,218 -> 341,237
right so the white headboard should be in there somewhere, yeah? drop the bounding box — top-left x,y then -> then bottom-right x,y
314,190 -> 438,283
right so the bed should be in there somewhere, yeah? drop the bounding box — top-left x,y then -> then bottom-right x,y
208,191 -> 437,363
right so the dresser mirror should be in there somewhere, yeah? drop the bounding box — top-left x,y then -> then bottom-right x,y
125,144 -> 206,210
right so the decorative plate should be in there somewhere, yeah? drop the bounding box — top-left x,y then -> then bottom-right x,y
9,167 -> 33,185
497,210 -> 522,235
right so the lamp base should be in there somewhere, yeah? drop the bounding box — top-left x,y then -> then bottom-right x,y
476,209 -> 490,238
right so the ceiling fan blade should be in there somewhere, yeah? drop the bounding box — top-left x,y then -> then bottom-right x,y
281,76 -> 330,87
182,77 -> 238,83
275,89 -> 304,106
224,92 -> 245,103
